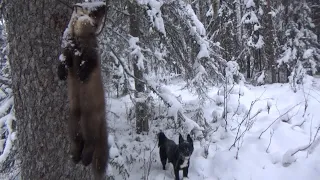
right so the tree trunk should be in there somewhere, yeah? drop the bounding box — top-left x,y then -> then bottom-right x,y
128,1 -> 149,134
211,0 -> 219,19
247,55 -> 251,78
4,0 -> 93,179
265,0 -> 276,83
309,0 -> 320,42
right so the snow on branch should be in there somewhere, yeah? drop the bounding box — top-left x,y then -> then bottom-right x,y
180,2 -> 209,60
277,48 -> 292,66
241,11 -> 259,24
0,96 -> 16,164
184,4 -> 206,37
245,0 -> 256,8
145,77 -> 204,137
282,125 -> 320,167
108,135 -> 130,179
108,44 -> 204,138
189,60 -> 208,86
0,96 -> 13,117
0,76 -> 11,86
259,102 -> 303,138
175,0 -> 226,83
136,0 -> 166,36
129,37 -> 145,70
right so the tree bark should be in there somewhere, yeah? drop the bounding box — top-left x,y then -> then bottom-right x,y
4,0 -> 93,179
211,0 -> 219,19
309,0 -> 320,42
265,0 -> 276,83
128,1 -> 149,134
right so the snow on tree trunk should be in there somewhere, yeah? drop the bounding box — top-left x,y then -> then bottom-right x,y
3,0 -> 93,179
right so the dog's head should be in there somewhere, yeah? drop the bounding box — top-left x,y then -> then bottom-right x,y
178,133 -> 194,158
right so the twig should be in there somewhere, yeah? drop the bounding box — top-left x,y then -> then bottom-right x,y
302,85 -> 309,117
107,110 -> 120,119
229,98 -> 263,150
266,129 -> 274,153
259,102 -> 303,139
96,1 -> 111,36
231,90 -> 242,118
309,116 -> 313,143
108,44 -> 203,137
56,0 -> 73,9
0,76 -> 11,86
291,125 -> 320,157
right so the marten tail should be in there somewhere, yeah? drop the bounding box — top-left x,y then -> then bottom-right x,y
92,122 -> 109,180
158,132 -> 167,147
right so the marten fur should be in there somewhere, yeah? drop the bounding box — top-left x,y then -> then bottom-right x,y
57,4 -> 108,179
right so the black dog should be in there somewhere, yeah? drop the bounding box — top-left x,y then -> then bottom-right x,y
158,132 -> 194,180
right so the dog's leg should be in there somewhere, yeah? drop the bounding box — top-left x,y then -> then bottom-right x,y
174,168 -> 180,180
159,147 -> 167,170
183,166 -> 189,178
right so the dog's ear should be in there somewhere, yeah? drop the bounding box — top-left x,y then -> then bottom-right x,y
187,134 -> 193,144
179,133 -> 184,144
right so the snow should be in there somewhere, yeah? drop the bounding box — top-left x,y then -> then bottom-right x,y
0,96 -> 15,164
247,35 -> 264,49
197,43 -> 210,59
190,60 -> 208,85
206,6 -> 213,17
277,48 -> 292,65
245,0 -> 256,8
136,0 -> 166,36
303,49 -> 314,59
128,37 -> 145,70
2,1 -> 320,179
257,71 -> 265,85
106,77 -> 320,180
185,4 -> 206,37
75,1 -> 106,11
241,11 -> 259,24
0,97 -> 13,117
58,54 -> 66,62
268,11 -> 277,17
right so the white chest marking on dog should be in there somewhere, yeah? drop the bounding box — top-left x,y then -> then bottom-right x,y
180,156 -> 190,168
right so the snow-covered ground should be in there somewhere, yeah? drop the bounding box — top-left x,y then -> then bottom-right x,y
107,77 -> 320,180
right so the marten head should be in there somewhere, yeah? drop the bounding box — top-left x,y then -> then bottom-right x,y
71,3 -> 106,38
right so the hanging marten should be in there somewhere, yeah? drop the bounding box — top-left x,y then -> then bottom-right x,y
57,2 -> 108,179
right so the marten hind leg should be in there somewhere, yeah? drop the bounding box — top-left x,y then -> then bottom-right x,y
80,111 -> 100,166
69,108 -> 84,163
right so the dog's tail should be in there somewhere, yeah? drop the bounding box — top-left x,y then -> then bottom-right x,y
158,132 -> 167,147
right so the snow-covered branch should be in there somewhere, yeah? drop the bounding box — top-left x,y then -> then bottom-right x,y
282,125 -> 320,167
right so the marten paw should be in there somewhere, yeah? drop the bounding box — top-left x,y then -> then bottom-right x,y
81,145 -> 94,166
58,63 -> 68,80
78,71 -> 89,82
78,65 -> 89,82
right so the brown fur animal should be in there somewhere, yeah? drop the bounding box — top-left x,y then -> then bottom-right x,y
57,3 -> 108,179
